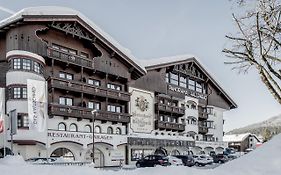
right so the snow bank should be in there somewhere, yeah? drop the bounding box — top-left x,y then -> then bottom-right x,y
0,134 -> 280,175
0,155 -> 26,165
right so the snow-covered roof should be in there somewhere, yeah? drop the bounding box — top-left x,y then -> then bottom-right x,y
223,133 -> 252,142
140,54 -> 237,109
0,6 -> 146,75
139,54 -> 196,68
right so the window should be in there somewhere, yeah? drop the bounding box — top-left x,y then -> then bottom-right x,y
34,62 -> 40,73
17,114 -> 29,128
188,79 -> 195,91
88,79 -> 100,86
88,101 -> 100,110
59,72 -> 73,80
107,83 -> 121,91
59,97 -> 73,106
22,87 -> 27,98
107,104 -> 121,113
170,72 -> 178,85
165,73 -> 169,83
84,125 -> 92,133
69,123 -> 77,132
11,58 -> 43,74
13,59 -> 21,69
11,87 -> 27,99
180,76 -> 187,88
196,82 -> 203,93
22,59 -> 31,70
13,87 -> 21,99
116,127 -> 121,135
107,127 -> 113,134
95,126 -> 101,133
160,115 -> 164,121
58,123 -> 66,131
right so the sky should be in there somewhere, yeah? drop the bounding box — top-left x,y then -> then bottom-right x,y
0,0 -> 280,131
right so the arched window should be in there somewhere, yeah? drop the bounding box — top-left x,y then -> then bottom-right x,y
186,100 -> 197,110
69,123 -> 78,132
51,148 -> 75,161
116,127 -> 121,135
107,127 -> 113,134
58,122 -> 66,131
95,126 -> 101,133
84,125 -> 92,133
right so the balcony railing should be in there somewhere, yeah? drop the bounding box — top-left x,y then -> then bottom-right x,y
198,111 -> 208,119
155,120 -> 185,132
48,77 -> 130,102
156,103 -> 185,115
198,126 -> 208,134
48,47 -> 93,68
48,104 -> 130,123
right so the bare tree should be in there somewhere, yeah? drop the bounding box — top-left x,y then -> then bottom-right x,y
223,0 -> 281,104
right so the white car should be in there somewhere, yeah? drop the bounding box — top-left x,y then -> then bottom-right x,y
193,155 -> 213,166
167,156 -> 183,166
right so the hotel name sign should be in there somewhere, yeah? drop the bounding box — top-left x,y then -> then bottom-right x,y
48,131 -> 113,140
168,85 -> 207,100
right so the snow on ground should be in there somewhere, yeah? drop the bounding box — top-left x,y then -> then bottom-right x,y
1,134 -> 281,175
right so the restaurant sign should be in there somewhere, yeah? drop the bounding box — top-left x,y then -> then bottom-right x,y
168,85 -> 207,100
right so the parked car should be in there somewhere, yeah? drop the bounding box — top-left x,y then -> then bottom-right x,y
167,156 -> 183,166
136,155 -> 170,168
212,154 -> 228,164
25,157 -> 57,163
193,155 -> 213,166
173,155 -> 195,167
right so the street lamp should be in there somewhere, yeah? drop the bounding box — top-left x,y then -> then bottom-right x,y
91,109 -> 97,164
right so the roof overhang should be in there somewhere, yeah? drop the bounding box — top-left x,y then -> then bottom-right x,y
142,55 -> 237,109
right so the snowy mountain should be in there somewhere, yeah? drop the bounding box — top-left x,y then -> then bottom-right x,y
227,114 -> 281,137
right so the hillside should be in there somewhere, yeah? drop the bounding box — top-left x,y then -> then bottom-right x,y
227,114 -> 281,140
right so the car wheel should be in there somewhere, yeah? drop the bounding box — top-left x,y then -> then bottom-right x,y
218,160 -> 222,164
136,163 -> 141,168
195,162 -> 199,166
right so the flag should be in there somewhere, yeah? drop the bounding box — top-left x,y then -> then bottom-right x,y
27,79 -> 47,132
0,88 -> 5,133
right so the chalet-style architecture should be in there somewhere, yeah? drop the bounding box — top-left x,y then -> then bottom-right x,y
0,7 -> 237,167
223,133 -> 261,152
127,56 -> 237,164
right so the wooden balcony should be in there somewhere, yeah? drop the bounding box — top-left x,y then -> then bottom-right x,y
48,104 -> 130,123
198,106 -> 208,120
198,126 -> 208,134
48,77 -> 130,102
48,47 -> 93,68
155,120 -> 185,132
198,111 -> 208,120
156,103 -> 185,116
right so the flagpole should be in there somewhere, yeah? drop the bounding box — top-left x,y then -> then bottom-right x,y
45,81 -> 49,161
3,114 -> 6,157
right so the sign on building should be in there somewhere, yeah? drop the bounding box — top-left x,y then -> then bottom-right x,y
129,88 -> 154,133
27,79 -> 47,132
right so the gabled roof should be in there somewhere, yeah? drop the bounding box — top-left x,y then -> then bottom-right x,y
139,54 -> 237,109
0,6 -> 146,77
223,133 -> 260,142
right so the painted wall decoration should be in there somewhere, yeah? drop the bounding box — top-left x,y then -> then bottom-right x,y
129,87 -> 154,133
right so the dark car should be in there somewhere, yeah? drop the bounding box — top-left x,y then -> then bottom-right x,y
212,154 -> 228,164
173,155 -> 195,167
136,155 -> 170,168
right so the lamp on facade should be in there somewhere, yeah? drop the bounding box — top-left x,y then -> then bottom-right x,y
91,109 -> 97,164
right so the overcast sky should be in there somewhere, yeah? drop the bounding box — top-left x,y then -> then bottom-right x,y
0,0 -> 280,131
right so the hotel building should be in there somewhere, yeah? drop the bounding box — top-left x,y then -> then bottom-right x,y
0,7 -> 237,167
